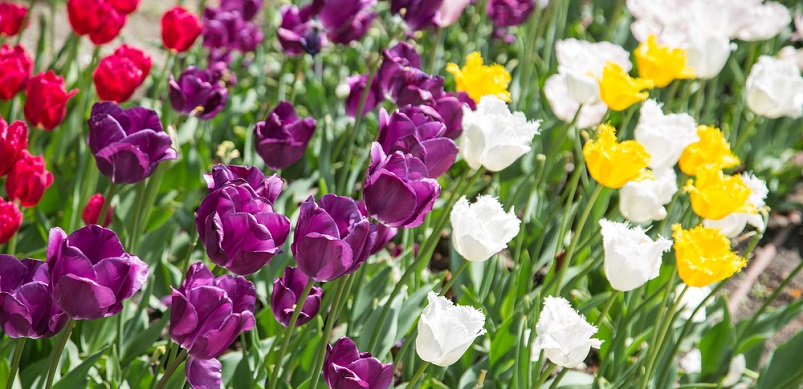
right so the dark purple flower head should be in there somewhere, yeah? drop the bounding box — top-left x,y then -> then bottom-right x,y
434,93 -> 466,139
391,0 -> 444,31
202,7 -> 263,53
292,195 -> 377,282
378,42 -> 422,98
324,337 -> 394,389
205,164 -> 284,203
345,73 -> 383,118
46,225 -> 148,321
196,183 -> 290,276
254,101 -> 317,170
0,256 -> 68,339
88,102 -> 177,184
278,4 -> 326,56
220,0 -> 262,21
271,266 -> 322,327
169,66 -> 228,120
357,200 -> 396,255
487,0 -> 535,27
377,106 -> 458,178
314,0 -> 377,45
364,143 -> 440,228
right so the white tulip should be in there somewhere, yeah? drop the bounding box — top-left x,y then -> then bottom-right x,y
746,55 -> 803,119
556,39 -> 631,105
722,354 -> 747,387
703,173 -> 768,237
438,0 -> 470,27
732,2 -> 791,42
534,296 -> 602,368
778,46 -> 803,72
677,284 -> 711,323
416,292 -> 486,367
451,195 -> 520,263
543,74 -> 608,129
460,96 -> 540,172
619,168 -> 678,224
679,348 -> 702,374
634,100 -> 699,169
599,219 -> 672,291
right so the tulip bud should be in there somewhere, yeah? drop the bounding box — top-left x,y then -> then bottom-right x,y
6,151 -> 53,208
169,67 -> 228,120
94,45 -> 152,103
0,117 -> 28,176
345,73 -> 383,118
599,219 -> 672,291
82,194 -> 113,227
23,71 -> 78,131
161,6 -> 202,53
271,267 -> 322,327
47,225 -> 148,320
746,55 -> 803,119
634,99 -> 699,169
0,256 -> 69,338
0,44 -> 32,100
534,296 -> 602,368
254,101 -> 317,170
416,292 -> 486,366
324,337 -> 394,389
450,195 -> 520,263
439,0 -> 470,27
67,0 -> 126,45
460,95 -> 540,172
0,198 -> 22,244
0,2 -> 27,37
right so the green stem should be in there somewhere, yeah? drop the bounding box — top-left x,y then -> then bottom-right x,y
154,349 -> 188,389
97,183 -> 118,227
127,181 -> 147,249
533,363 -> 557,389
407,362 -> 431,388
45,319 -> 76,389
640,283 -> 688,389
440,261 -> 469,293
267,281 -> 315,389
337,62 -> 379,194
6,337 -> 26,389
733,115 -> 760,154
594,291 -> 620,327
5,225 -> 18,256
553,184 -> 604,295
307,276 -> 350,389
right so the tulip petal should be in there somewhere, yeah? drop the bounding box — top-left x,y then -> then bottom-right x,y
186,357 -> 222,389
364,172 -> 417,227
170,290 -> 199,338
297,233 -> 354,282
54,274 -> 117,320
95,142 -> 151,184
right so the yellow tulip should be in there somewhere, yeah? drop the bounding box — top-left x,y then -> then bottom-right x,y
635,35 -> 695,88
672,224 -> 747,287
598,62 -> 655,111
446,52 -> 511,103
684,168 -> 755,220
678,125 -> 740,176
583,123 -> 652,188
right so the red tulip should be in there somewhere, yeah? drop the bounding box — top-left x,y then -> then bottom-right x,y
67,0 -> 126,45
161,6 -> 202,53
23,71 -> 78,131
0,44 -> 32,100
0,117 -> 28,176
108,0 -> 139,14
6,151 -> 53,208
82,193 -> 113,226
0,1 -> 27,37
0,197 -> 21,244
94,45 -> 151,103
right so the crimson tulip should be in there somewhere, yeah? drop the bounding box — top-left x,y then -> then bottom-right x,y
23,71 -> 78,131
0,44 -> 32,100
161,6 -> 202,53
0,198 -> 21,244
0,1 -> 27,37
94,45 -> 151,103
0,117 -> 28,176
82,194 -> 113,227
5,151 -> 53,207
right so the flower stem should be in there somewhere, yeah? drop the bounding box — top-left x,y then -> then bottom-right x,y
154,349 -> 187,389
640,282 -> 687,389
594,291 -> 620,327
440,261 -> 469,294
552,184 -> 604,295
45,319 -> 76,389
408,362 -> 431,388
307,275 -> 350,389
733,114 -> 760,154
6,337 -> 26,389
267,281 -> 315,389
337,61 -> 379,194
97,183 -> 118,227
533,363 -> 557,389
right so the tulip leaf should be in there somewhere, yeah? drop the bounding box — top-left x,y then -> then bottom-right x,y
52,346 -> 108,389
397,281 -> 439,341
699,305 -> 735,381
359,289 -> 405,358
351,264 -> 393,325
122,317 -> 168,364
756,330 -> 803,389
490,316 -> 518,375
0,357 -> 9,389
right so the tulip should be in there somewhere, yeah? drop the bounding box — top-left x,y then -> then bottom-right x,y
0,2 -> 27,36
6,151 -> 53,208
676,284 -> 711,323
678,125 -> 739,177
221,0 -> 262,21
583,123 -> 651,189
376,106 -> 458,178
439,0 -> 470,27
170,262 -> 255,389
204,164 -> 283,203
746,55 -> 803,119
324,337 -> 394,389
0,198 -> 22,244
316,0 -> 377,45
723,354 -> 747,387
633,99 -> 699,169
378,42 -> 422,97
82,194 -> 113,227
23,71 -> 78,131
619,168 -> 677,224
364,143 -> 440,228
47,225 -> 148,320
460,95 -> 540,172
107,0 -> 139,14
169,67 -> 228,120
345,73 -> 383,118
543,74 -> 608,129
278,4 -> 325,56
161,6 -> 203,53
202,7 -> 263,53
271,267 -> 322,327
672,224 -> 746,287
391,0 -> 443,31
0,256 -> 69,339
88,102 -> 177,184
635,35 -> 695,88
676,30 -> 733,80
487,0 -> 535,27
703,173 -> 768,238
684,168 -> 754,221
555,39 -> 632,106
679,349 -> 702,374
293,195 -> 377,282
67,0 -> 126,45
196,182 -> 290,276
599,219 -> 671,291
450,195 -> 520,263
446,52 -> 511,103
533,296 -> 602,368
357,200 -> 396,255
0,44 -> 32,100
94,45 -> 152,103
597,62 -> 654,111
416,292 -> 486,366
0,117 -> 28,176
253,102 -> 316,170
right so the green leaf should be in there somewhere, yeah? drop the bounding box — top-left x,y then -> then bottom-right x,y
489,316 -> 518,375
122,318 -> 168,364
360,290 -> 405,358
756,330 -> 803,389
53,347 -> 108,389
699,308 -> 735,381
351,265 -> 393,325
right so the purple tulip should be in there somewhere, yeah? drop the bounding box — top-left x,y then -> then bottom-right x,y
292,195 -> 377,282
487,0 -> 536,27
271,266 -> 322,327
254,101 -> 317,170
377,106 -> 458,178
204,164 -> 284,203
391,0 -> 444,31
220,0 -> 262,21
434,93 -> 466,139
169,67 -> 228,120
357,200 -> 396,255
0,256 -> 68,339
87,102 -> 177,184
278,4 -> 326,56
46,226 -> 148,321
170,262 -> 255,389
324,337 -> 393,389
315,0 -> 377,44
202,7 -> 263,53
196,182 -> 290,276
345,73 -> 383,118
364,143 -> 440,228
378,42 -> 423,99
